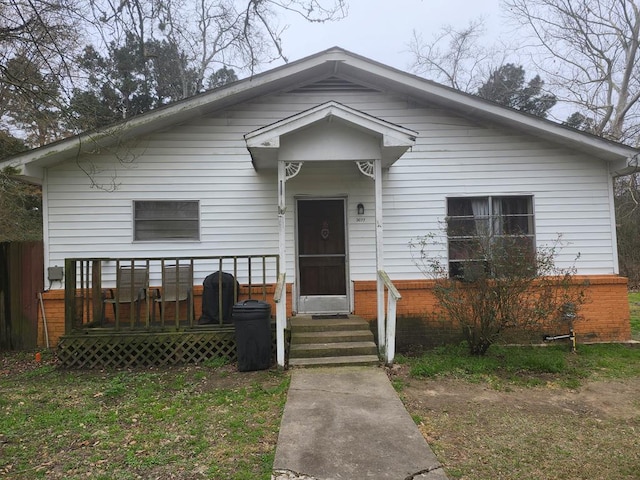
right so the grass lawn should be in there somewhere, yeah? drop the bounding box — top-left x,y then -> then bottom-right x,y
0,354 -> 289,480
1,294 -> 638,480
393,342 -> 640,480
390,294 -> 640,479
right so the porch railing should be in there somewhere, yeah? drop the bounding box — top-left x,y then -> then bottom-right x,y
378,270 -> 402,365
64,255 -> 280,334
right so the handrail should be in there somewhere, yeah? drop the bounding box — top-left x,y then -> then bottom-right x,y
274,272 -> 286,303
378,270 -> 401,366
378,270 -> 402,301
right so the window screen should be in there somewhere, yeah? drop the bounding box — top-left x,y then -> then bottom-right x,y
134,201 -> 199,241
447,196 -> 534,279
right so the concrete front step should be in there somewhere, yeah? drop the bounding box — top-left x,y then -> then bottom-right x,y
291,329 -> 375,344
287,315 -> 379,368
288,355 -> 380,368
289,317 -> 372,333
290,341 -> 378,358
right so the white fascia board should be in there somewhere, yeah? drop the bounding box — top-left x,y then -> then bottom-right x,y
245,100 -> 417,148
3,53 -> 340,171
20,165 -> 44,184
338,55 -> 639,162
0,155 -> 42,182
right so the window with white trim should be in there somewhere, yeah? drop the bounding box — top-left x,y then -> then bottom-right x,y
447,196 -> 534,279
134,200 -> 200,241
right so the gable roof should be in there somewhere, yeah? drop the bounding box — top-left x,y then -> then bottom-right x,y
245,100 -> 418,169
3,46 -> 639,181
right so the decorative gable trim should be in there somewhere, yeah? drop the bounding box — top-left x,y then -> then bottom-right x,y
244,101 -> 417,169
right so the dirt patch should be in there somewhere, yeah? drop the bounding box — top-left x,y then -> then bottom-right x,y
0,350 -> 58,376
397,372 -> 640,421
388,365 -> 640,479
194,363 -> 284,392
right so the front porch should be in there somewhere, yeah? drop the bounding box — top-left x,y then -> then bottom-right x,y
58,255 -> 287,368
56,255 -> 402,368
46,254 -> 633,369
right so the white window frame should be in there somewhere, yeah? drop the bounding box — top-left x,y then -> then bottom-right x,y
446,195 -> 535,278
133,200 -> 200,242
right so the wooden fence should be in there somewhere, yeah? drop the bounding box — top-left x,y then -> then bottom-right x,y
0,241 -> 44,350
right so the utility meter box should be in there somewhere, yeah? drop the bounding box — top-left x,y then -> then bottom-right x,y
48,266 -> 64,282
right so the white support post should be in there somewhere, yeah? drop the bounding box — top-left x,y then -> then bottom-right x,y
374,158 -> 385,354
385,293 -> 397,365
276,161 -> 287,368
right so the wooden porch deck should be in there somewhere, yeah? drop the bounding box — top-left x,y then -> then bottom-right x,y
57,256 -> 399,368
59,255 -> 283,368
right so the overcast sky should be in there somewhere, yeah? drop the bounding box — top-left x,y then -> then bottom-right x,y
276,0 -> 507,72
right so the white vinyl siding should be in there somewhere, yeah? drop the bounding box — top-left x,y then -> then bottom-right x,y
44,85 -> 619,286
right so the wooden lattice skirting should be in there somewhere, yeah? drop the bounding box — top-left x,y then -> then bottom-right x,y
57,328 -> 278,369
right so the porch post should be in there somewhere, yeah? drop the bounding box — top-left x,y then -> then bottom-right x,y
276,161 -> 287,368
374,158 -> 386,354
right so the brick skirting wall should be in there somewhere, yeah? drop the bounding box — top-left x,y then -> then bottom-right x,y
38,275 -> 630,349
353,275 -> 631,351
37,284 -> 293,348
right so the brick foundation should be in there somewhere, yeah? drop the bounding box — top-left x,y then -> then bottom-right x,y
38,275 -> 630,349
353,275 -> 632,350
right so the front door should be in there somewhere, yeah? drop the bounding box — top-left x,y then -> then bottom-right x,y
296,198 -> 348,313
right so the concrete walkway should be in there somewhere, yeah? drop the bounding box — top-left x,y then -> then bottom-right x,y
272,367 -> 448,480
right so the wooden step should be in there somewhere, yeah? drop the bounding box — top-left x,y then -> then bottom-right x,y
288,355 -> 380,368
290,341 -> 378,358
291,329 -> 374,345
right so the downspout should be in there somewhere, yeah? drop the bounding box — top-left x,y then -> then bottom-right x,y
608,162 -> 620,275
42,169 -> 50,290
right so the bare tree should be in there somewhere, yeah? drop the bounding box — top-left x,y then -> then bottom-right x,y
0,0 -> 85,146
1,0 -> 347,147
504,0 -> 640,144
87,0 -> 347,97
504,0 -> 640,287
2,0 -> 347,196
409,19 -> 509,92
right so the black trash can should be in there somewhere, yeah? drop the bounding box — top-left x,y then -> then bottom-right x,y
199,271 -> 238,325
232,300 -> 272,372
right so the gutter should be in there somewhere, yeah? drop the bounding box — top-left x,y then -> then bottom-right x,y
613,153 -> 640,177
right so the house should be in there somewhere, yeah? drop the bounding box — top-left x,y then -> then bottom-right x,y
2,47 -> 637,367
